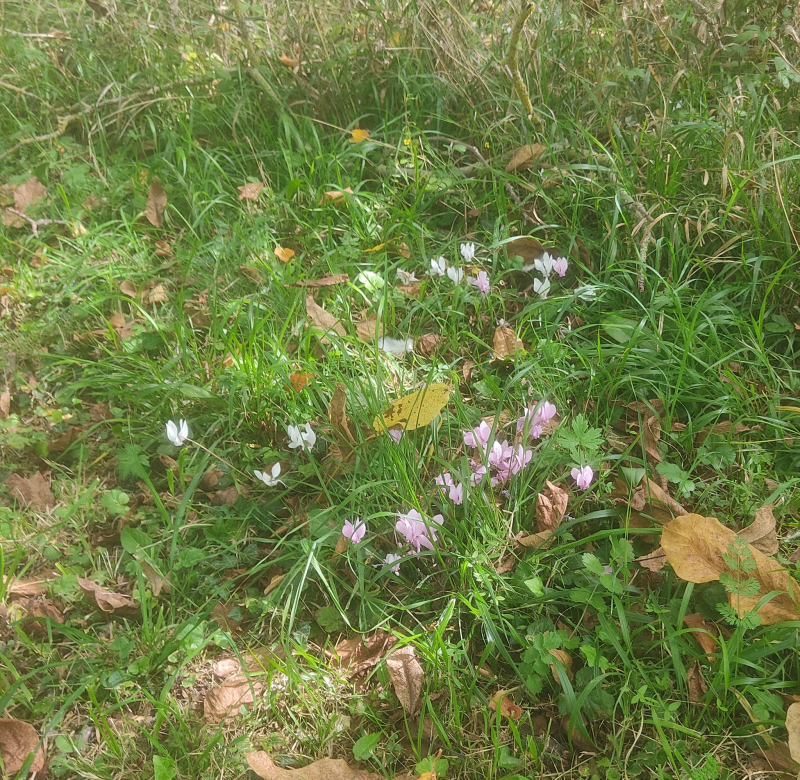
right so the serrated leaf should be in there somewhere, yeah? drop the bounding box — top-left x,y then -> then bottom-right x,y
372,383 -> 451,433
117,443 -> 148,480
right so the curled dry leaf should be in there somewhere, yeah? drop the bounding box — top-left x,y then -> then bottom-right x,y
108,311 -> 136,340
291,274 -> 349,288
661,513 -> 800,625
329,384 -> 356,445
139,561 -> 171,597
683,613 -> 719,661
489,690 -> 523,720
397,281 -> 422,297
3,577 -> 48,597
274,246 -> 295,263
0,387 -> 10,419
505,143 -> 546,174
0,718 -> 46,774
278,53 -> 300,68
203,676 -> 262,723
263,574 -> 284,596
687,661 -> 708,704
306,295 -> 346,343
415,333 -> 440,357
516,529 -> 554,549
5,471 -> 54,512
372,384 -> 451,433
199,468 -> 223,491
144,177 -> 167,228
636,547 -> 667,572
246,753 -> 383,780
642,415 -> 662,463
493,325 -> 523,361
536,480 -> 569,533
211,485 -> 250,506
78,577 -> 138,616
386,644 -> 424,715
335,631 -> 397,676
289,372 -> 311,392
788,702 -> 800,763
238,182 -> 265,201
349,128 -> 370,143
119,280 -> 137,298
355,314 -> 382,342
321,187 -> 353,203
738,503 -> 778,555
549,648 -> 573,682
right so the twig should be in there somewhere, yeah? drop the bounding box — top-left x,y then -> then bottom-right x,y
0,81 -> 45,102
0,114 -> 81,161
617,191 -> 654,293
505,2 -> 535,119
4,208 -> 70,237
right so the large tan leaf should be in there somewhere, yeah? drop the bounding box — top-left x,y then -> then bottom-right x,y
788,702 -> 800,762
77,577 -> 138,616
0,718 -> 46,774
203,676 -> 262,723
306,295 -> 346,343
492,325 -> 523,361
661,514 -> 800,625
238,182 -> 265,201
5,472 -> 54,512
372,384 -> 451,433
145,177 -> 167,227
246,753 -> 383,780
335,631 -> 397,676
13,177 -> 47,212
506,236 -> 544,263
329,384 -> 355,445
386,644 -> 424,715
505,143 -> 546,173
738,504 -> 778,555
536,480 -> 569,533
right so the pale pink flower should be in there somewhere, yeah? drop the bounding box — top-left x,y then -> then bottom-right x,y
446,266 -> 464,284
517,402 -> 557,439
388,429 -> 404,443
436,473 -> 463,504
396,269 -> 418,285
510,445 -> 533,475
572,465 -> 594,490
468,271 -> 490,295
396,509 -> 440,551
460,242 -> 476,263
553,256 -> 568,277
384,553 -> 402,573
449,482 -> 464,505
464,421 -> 492,451
342,518 -> 367,544
470,463 -> 487,485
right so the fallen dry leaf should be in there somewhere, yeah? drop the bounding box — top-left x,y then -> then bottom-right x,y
291,274 -> 349,288
238,182 -> 265,201
516,529 -> 555,549
636,547 -> 667,572
489,690 -> 523,720
416,333 -> 440,357
246,753 -> 383,780
392,241 -> 411,259
321,187 -> 354,203
372,384 -> 451,433
5,472 -> 54,512
642,415 -> 662,463
199,468 -> 223,491
788,703 -> 800,762
144,177 -> 167,228
397,281 -> 422,297
77,577 -> 138,616
738,504 -> 778,555
278,53 -> 300,68
140,561 -> 171,597
683,613 -> 719,660
119,280 -> 137,298
108,311 -> 136,340
3,577 -> 48,597
687,661 -> 708,703
505,143 -> 546,173
355,314 -> 382,342
211,485 -> 250,506
662,514 -> 800,625
335,631 -> 397,676
493,325 -> 523,361
289,372 -> 311,392
349,128 -> 370,143
695,419 -> 750,445
263,574 -> 284,596
329,384 -> 356,445
203,676 -> 262,723
506,236 -> 545,263
549,648 -> 573,682
143,281 -> 168,305
386,644 -> 424,715
274,245 -> 295,263
154,239 -> 173,258
0,387 -> 10,419
536,480 -> 569,533
306,295 -> 346,343
13,177 -> 47,212
0,718 -> 46,774
240,264 -> 264,283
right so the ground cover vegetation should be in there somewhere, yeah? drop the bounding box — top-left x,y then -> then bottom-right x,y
1,0 -> 800,777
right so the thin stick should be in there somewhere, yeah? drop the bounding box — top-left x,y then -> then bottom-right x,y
505,2 -> 535,120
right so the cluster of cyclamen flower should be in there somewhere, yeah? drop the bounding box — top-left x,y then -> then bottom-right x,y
525,251 -> 569,299
397,243 -> 490,296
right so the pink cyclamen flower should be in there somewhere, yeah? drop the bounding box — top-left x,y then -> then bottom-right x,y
470,463 -> 487,485
436,474 -> 464,505
464,421 -> 492,451
510,445 -> 533,475
388,429 -> 404,444
553,256 -> 569,277
572,465 -> 594,490
384,553 -> 402,573
517,402 -> 557,439
468,271 -> 490,295
342,518 -> 367,544
396,509 -> 440,552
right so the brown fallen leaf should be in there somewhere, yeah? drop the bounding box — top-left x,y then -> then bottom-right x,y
516,529 -> 554,549
506,236 -> 544,263
274,246 -> 295,263
288,372 -> 311,392
0,718 -> 46,774
788,703 -> 800,763
139,561 -> 171,597
143,281 -> 168,305
144,177 -> 167,228
536,480 -> 569,533
203,676 -> 262,723
642,415 -> 662,463
278,53 -> 300,68
349,128 -> 370,144
738,504 -> 778,555
306,295 -> 346,342
154,239 -> 173,258
119,280 -> 137,298
238,182 -> 265,201
695,419 -> 750,445
321,187 -> 353,203
493,325 -> 523,361
108,311 -> 136,340
211,485 -> 250,506
200,468 -> 223,491
0,387 -> 10,419
386,644 -> 424,716
612,476 -> 686,528
355,314 -> 382,342
683,613 -> 719,661
489,690 -> 523,720
392,241 -> 411,259
263,574 -> 284,596
335,631 -> 397,676
78,577 -> 138,616
397,281 -> 422,297
49,427 -> 82,453
661,514 -> 800,625
246,753 -> 383,780
505,143 -> 546,174
5,472 -> 54,512
14,177 -> 47,213
416,333 -> 440,357
549,648 -> 573,682
329,384 -> 356,445
291,274 -> 349,288
636,547 -> 667,572
687,661 -> 708,703
3,577 -> 48,597
240,264 -> 264,283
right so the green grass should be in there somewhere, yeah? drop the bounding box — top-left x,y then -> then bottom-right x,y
1,0 -> 800,778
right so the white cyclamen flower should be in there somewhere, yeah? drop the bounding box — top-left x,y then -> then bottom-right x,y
429,256 -> 447,276
460,242 -> 476,263
166,419 -> 189,447
446,266 -> 464,284
534,251 -> 555,277
396,269 -> 418,285
288,423 -> 316,450
533,277 -> 550,299
254,463 -> 283,486
378,336 -> 414,355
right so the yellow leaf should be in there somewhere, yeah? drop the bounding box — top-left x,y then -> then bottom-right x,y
372,384 -> 451,433
274,246 -> 295,263
363,243 -> 386,253
349,128 -> 370,143
788,702 -> 800,762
